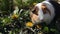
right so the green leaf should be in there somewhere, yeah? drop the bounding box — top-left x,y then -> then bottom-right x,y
50,28 -> 56,32
43,26 -> 49,32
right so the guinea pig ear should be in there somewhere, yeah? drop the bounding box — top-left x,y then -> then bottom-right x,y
41,4 -> 47,14
41,3 -> 51,15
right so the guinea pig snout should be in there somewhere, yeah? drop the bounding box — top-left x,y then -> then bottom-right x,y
31,14 -> 44,23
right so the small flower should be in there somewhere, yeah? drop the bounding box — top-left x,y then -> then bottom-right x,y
33,3 -> 37,6
11,14 -> 19,19
26,22 -> 33,27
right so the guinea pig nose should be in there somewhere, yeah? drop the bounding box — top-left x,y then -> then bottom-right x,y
39,18 -> 44,22
39,18 -> 44,21
41,19 -> 44,21
40,19 -> 44,22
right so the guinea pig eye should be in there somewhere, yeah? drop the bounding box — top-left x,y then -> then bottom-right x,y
32,6 -> 39,15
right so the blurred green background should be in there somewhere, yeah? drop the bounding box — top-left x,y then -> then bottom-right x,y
0,0 -> 60,34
